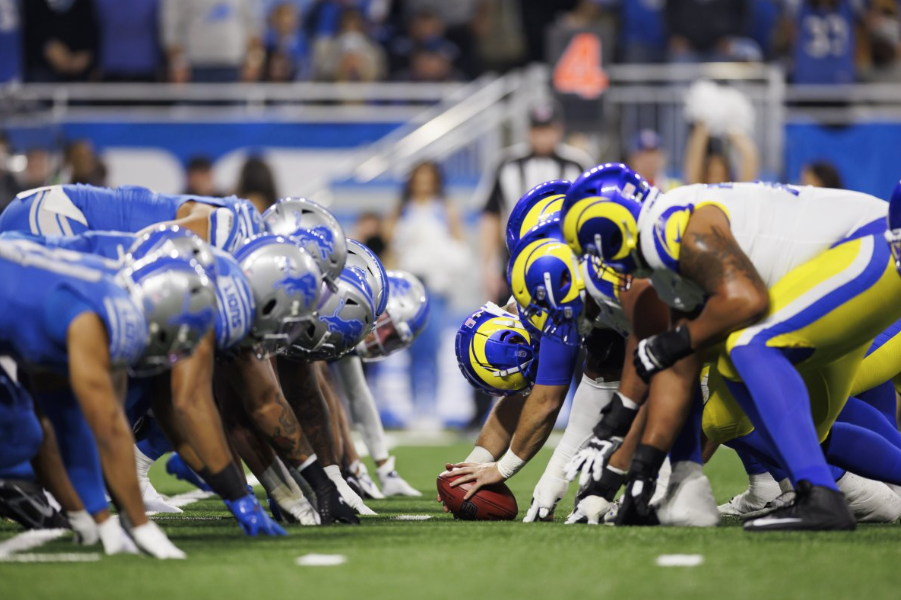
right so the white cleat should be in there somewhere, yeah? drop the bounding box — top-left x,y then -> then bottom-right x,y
128,521 -> 186,559
139,477 -> 182,514
350,460 -> 385,500
655,461 -> 720,527
718,471 -> 782,517
837,472 -> 901,523
377,456 -> 423,497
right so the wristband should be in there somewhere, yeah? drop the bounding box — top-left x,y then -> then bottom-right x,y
465,445 -> 496,464
496,450 -> 527,479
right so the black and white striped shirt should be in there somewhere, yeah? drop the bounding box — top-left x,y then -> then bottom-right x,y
479,143 -> 593,221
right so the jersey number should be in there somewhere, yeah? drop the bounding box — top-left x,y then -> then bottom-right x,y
553,33 -> 608,100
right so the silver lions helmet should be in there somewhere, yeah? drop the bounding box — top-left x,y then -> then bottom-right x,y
356,270 -> 430,362
261,197 -> 347,287
345,239 -> 388,317
127,224 -> 218,280
233,234 -> 323,358
120,253 -> 218,376
286,266 -> 375,361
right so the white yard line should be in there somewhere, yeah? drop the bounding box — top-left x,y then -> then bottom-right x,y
0,552 -> 101,563
0,528 -> 69,558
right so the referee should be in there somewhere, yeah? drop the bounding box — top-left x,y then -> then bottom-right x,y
476,103 -> 593,303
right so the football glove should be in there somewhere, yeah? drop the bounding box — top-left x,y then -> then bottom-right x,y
633,325 -> 692,383
226,495 -> 288,536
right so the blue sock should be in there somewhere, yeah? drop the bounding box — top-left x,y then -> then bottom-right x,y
726,431 -> 791,482
838,395 -> 901,452
36,389 -> 109,515
669,388 -> 703,464
856,380 -> 898,429
827,422 -> 901,486
733,447 -> 768,476
727,345 -> 837,490
135,417 -> 172,461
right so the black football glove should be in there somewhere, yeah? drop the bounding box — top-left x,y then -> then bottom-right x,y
633,325 -> 693,383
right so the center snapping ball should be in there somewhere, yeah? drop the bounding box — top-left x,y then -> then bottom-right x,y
436,474 -> 518,521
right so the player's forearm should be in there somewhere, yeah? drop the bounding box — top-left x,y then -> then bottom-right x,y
30,413 -> 85,513
276,356 -> 336,465
475,394 -> 526,458
617,333 -> 649,403
686,294 -> 767,351
509,384 -> 568,462
640,353 -> 703,452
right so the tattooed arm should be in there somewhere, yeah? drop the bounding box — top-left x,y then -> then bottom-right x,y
679,206 -> 770,350
275,357 -> 338,466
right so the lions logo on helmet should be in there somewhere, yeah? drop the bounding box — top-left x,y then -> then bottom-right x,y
885,180 -> 901,274
505,180 -> 571,254
127,225 -> 218,281
561,163 -> 657,273
508,237 -> 584,346
455,303 -> 535,396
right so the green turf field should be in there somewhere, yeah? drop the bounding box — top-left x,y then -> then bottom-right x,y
2,442 -> 901,600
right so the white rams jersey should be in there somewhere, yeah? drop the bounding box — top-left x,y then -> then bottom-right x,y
636,182 -> 888,312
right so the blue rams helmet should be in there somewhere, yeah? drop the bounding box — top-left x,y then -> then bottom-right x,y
356,270 -> 430,361
287,266 -> 376,360
128,225 -> 218,281
505,180 -> 571,254
561,163 -> 657,273
508,235 -> 585,346
455,303 -> 536,396
234,234 -> 323,359
345,239 -> 389,317
261,198 -> 347,287
121,252 -> 218,376
885,180 -> 901,274
210,248 -> 255,353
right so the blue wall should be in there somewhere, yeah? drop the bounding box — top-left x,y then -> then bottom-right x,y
784,120 -> 901,199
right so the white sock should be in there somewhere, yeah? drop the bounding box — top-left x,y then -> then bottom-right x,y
543,375 -> 617,480
778,478 -> 793,493
334,355 -> 389,462
134,446 -> 155,481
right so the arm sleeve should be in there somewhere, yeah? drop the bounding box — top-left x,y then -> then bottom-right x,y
535,336 -> 580,387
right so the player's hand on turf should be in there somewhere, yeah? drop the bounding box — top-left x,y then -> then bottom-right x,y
442,462 -> 504,500
615,474 -> 658,526
316,485 -> 361,525
565,480 -> 613,525
128,521 -> 187,559
565,436 -> 622,487
522,473 -> 567,522
633,325 -> 692,383
226,495 -> 289,536
67,510 -> 100,545
96,516 -> 139,555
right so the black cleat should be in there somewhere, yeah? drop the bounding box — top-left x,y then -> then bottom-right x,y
743,480 -> 856,532
0,479 -> 70,530
343,469 -> 366,500
615,474 -> 660,527
315,485 -> 360,525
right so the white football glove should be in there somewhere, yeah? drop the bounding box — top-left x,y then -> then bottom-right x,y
326,465 -> 377,515
66,510 -> 100,546
522,473 -> 568,523
128,521 -> 186,559
565,436 -> 623,487
277,494 -> 321,526
96,517 -> 139,555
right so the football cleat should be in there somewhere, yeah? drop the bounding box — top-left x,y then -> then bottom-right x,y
654,461 -> 719,527
0,479 -> 70,530
350,460 -> 385,500
377,456 -> 422,497
225,495 -> 288,536
139,476 -> 182,514
718,471 -> 782,517
615,473 -> 660,526
743,480 -> 856,532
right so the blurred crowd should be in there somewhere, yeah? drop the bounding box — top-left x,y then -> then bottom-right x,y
1,0 -> 900,86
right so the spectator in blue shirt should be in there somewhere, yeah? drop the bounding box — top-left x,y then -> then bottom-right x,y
94,0 -> 161,81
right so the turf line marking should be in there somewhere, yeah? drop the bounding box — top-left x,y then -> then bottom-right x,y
0,528 -> 69,558
296,554 -> 347,567
0,553 -> 101,563
394,515 -> 431,521
656,554 -> 704,567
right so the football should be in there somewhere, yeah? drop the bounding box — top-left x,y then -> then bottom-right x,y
436,474 -> 519,521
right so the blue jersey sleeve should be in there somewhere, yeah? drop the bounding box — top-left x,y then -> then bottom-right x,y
44,288 -> 95,350
534,335 -> 580,386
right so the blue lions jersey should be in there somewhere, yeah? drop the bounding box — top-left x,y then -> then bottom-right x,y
0,231 -> 254,353
0,184 -> 263,253
791,0 -> 860,84
0,239 -> 146,373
